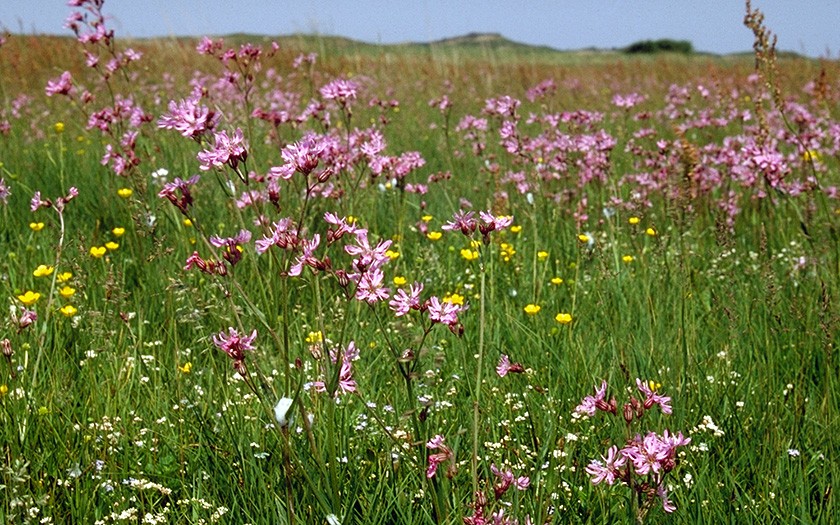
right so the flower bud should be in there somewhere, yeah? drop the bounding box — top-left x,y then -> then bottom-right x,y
623,403 -> 634,424
1,338 -> 12,357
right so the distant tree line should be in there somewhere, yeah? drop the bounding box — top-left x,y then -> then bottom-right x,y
624,39 -> 694,54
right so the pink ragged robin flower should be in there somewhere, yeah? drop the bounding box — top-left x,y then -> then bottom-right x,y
636,378 -> 673,414
158,95 -> 218,141
585,445 -> 626,485
313,358 -> 357,397
212,327 -> 257,372
209,229 -> 252,267
441,210 -> 477,236
0,177 -> 10,205
355,268 -> 390,304
574,380 -> 615,417
45,71 -> 74,97
496,354 -> 525,377
426,435 -> 454,479
319,78 -> 359,104
198,129 -> 248,171
158,175 -> 200,214
389,282 -> 423,316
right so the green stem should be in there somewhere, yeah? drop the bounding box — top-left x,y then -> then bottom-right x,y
472,260 -> 487,496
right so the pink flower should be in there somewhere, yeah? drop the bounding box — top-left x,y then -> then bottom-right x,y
426,435 -> 454,479
209,229 -> 252,266
427,296 -> 461,326
636,378 -> 672,414
288,234 -> 321,277
158,96 -> 218,140
158,175 -> 200,214
0,177 -> 9,204
389,282 -> 423,316
585,445 -> 626,485
345,230 -> 391,274
212,327 -> 257,371
271,138 -> 323,179
478,211 -> 513,236
320,78 -> 359,104
255,218 -> 297,254
355,269 -> 390,304
313,358 -> 357,396
198,129 -> 248,171
441,210 -> 476,235
45,71 -> 74,97
574,380 -> 610,417
496,354 -> 525,377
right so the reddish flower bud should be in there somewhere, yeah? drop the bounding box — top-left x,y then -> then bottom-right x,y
623,403 -> 634,424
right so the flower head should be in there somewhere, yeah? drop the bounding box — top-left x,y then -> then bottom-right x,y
17,291 -> 41,306
555,312 -> 573,324
212,327 -> 257,372
33,265 -> 54,277
198,129 -> 248,171
60,304 -> 78,317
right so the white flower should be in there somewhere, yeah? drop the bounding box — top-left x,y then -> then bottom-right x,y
274,397 -> 294,428
326,513 -> 341,525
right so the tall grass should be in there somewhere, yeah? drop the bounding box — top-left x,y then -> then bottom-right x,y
0,2 -> 838,523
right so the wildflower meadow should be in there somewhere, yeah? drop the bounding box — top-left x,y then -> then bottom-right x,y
0,1 -> 838,523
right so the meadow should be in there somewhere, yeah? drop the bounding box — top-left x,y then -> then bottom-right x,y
0,2 -> 838,523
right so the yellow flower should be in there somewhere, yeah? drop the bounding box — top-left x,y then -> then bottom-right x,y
105,241 -> 119,251
421,215 -> 433,223
443,293 -> 465,305
802,150 -> 821,163
89,246 -> 107,258
645,227 -> 657,237
385,250 -> 400,260
648,379 -> 662,391
179,362 -> 193,374
550,277 -> 564,285
460,248 -> 479,261
57,272 -> 72,283
60,304 -> 78,317
537,251 -> 549,261
305,331 -> 323,344
0,384 -> 7,396
629,217 -> 641,225
510,225 -> 522,234
393,276 -> 407,286
117,188 -> 133,198
37,406 -> 50,416
622,255 -> 635,263
17,291 -> 40,306
500,243 -> 516,262
29,222 -> 45,232
426,231 -> 442,241
555,312 -> 573,324
59,286 -> 76,299
54,122 -> 65,134
524,304 -> 541,315
112,227 -> 125,237
183,219 -> 193,227
346,215 -> 357,224
577,234 -> 590,243
33,264 -> 54,277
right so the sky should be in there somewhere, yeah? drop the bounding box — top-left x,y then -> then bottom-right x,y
1,1 -> 838,58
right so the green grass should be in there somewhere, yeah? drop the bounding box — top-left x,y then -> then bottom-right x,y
0,25 -> 838,525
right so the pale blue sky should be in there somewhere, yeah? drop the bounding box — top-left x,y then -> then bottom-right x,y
1,1 -> 838,57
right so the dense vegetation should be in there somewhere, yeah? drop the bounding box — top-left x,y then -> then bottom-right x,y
0,2 -> 838,524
